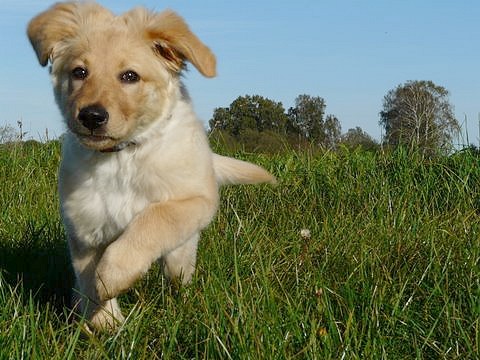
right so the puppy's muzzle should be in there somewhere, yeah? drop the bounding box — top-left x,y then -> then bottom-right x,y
78,105 -> 109,131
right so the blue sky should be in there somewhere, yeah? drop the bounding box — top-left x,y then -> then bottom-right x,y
1,0 -> 480,144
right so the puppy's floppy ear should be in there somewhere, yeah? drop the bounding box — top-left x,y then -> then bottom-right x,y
27,2 -> 110,66
27,2 -> 78,66
143,10 -> 216,78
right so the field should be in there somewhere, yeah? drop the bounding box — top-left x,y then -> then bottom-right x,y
0,141 -> 479,359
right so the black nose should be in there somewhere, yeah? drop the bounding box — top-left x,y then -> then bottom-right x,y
78,105 -> 109,131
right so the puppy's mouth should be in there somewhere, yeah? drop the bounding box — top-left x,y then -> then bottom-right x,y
74,132 -> 137,153
76,133 -> 119,149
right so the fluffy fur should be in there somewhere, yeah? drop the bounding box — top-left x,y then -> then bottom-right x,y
28,1 -> 275,331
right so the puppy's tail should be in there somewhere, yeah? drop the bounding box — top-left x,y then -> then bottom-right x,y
213,154 -> 276,185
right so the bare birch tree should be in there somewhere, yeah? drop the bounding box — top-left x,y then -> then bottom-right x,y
379,80 -> 459,153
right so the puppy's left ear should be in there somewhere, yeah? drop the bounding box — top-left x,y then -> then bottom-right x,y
144,10 -> 216,78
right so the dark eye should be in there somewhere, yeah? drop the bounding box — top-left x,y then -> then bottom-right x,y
120,70 -> 140,83
71,67 -> 88,80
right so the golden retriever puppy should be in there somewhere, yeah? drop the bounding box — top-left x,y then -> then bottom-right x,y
28,1 -> 275,331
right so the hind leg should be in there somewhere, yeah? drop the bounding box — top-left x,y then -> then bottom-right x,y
161,233 -> 200,284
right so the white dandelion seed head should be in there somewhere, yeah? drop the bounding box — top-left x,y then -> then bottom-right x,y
300,229 -> 311,239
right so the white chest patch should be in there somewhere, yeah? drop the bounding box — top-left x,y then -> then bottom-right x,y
60,150 -> 151,248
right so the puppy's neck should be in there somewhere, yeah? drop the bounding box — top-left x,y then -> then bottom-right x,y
100,141 -> 137,153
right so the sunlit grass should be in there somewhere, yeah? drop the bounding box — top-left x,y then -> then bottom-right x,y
0,141 -> 478,358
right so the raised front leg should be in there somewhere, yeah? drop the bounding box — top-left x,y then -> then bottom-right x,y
69,242 -> 125,330
95,195 -> 217,301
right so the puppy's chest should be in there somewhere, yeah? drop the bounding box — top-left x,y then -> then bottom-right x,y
62,157 -> 154,247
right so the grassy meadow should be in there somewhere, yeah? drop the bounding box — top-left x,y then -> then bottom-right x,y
0,140 -> 479,359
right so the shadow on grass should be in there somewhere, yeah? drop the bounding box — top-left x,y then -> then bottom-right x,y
0,221 -> 74,312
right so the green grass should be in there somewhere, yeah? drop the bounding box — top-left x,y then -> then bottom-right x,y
0,141 -> 479,359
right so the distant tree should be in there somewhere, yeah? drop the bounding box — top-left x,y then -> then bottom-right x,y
324,114 -> 342,149
340,127 -> 378,150
287,95 -> 340,148
379,80 -> 459,153
0,124 -> 18,143
287,95 -> 326,142
209,95 -> 288,137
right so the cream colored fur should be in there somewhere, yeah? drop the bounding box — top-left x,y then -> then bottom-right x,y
28,1 -> 275,331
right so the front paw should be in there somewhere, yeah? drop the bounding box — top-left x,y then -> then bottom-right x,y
89,299 -> 125,332
95,244 -> 144,301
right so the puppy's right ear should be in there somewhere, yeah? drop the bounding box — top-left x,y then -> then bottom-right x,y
28,2 -> 111,67
27,2 -> 81,66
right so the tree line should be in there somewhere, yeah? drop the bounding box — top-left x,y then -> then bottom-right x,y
0,80 -> 461,155
209,80 -> 460,154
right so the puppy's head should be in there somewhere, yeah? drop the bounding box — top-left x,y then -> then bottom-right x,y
28,1 -> 216,151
